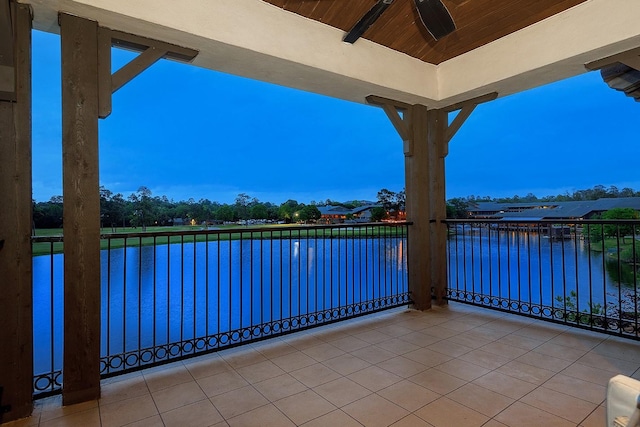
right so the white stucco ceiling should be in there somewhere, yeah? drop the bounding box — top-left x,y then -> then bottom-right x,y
21,0 -> 640,108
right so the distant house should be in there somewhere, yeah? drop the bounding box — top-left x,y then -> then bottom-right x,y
318,204 -> 388,223
468,197 -> 640,221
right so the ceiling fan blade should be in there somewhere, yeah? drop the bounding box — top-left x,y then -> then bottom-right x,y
414,0 -> 456,41
343,0 -> 394,44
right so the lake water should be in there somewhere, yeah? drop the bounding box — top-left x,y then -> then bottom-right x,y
32,230 -> 638,390
447,229 -> 638,314
32,236 -> 408,382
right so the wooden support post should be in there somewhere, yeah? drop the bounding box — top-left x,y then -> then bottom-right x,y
60,13 -> 102,405
404,106 -> 448,308
404,105 -> 435,309
0,1 -> 33,422
367,92 -> 497,308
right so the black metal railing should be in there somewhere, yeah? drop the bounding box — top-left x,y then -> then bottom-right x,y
31,223 -> 409,396
445,219 -> 639,339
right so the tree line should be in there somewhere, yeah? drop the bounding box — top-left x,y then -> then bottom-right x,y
33,186 -> 324,230
32,184 -> 639,228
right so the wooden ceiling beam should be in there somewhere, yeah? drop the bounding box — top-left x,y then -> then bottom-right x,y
585,47 -> 640,71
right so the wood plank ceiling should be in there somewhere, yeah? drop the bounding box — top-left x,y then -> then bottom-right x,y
261,0 -> 587,64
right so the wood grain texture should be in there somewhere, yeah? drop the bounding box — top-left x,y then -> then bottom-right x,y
0,2 -> 33,422
60,12 -> 102,405
262,0 -> 586,64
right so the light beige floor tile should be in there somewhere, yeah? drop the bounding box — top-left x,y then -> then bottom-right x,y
439,319 -> 479,332
300,409 -> 362,427
577,352 -> 639,375
235,359 -> 285,384
533,341 -> 588,361
549,330 -> 605,351
219,347 -> 268,369
352,329 -> 392,345
496,360 -> 555,385
322,353 -> 371,376
390,414 -> 434,427
421,326 -> 459,340
327,336 -> 370,352
458,348 -> 512,370
271,351 -> 317,372
516,351 -> 572,372
375,338 -> 421,355
414,397 -> 489,427
289,363 -> 341,388
342,394 -> 409,427
494,333 -> 544,351
301,342 -> 345,361
284,334 -> 325,350
580,405 -> 606,427
347,365 -> 403,392
313,377 -> 371,407
398,331 -> 441,347
592,338 -> 640,363
125,415 -> 164,427
377,356 -> 428,378
210,385 -> 269,419
161,399 -> 223,427
446,382 -> 515,417
482,420 -> 509,427
520,386 -> 598,423
434,358 -> 490,382
512,325 -> 563,342
1,415 -> 39,427
253,373 -> 308,402
375,324 -> 414,338
427,340 -> 473,358
446,331 -> 493,349
479,341 -> 528,359
40,408 -> 100,427
196,370 -> 248,397
100,394 -> 158,427
227,403 -> 295,427
350,345 -> 397,364
274,390 -> 336,425
561,362 -> 621,387
494,401 -> 574,427
472,371 -> 537,400
402,347 -> 452,367
100,375 -> 150,406
409,368 -> 466,395
40,400 -> 98,423
543,373 -> 607,404
152,380 -> 207,413
377,380 -> 440,412
251,340 -> 297,359
100,371 -> 144,386
183,354 -> 233,379
143,364 -> 194,392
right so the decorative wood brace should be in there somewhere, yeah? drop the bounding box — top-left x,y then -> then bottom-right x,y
96,27 -> 199,118
366,92 -> 498,157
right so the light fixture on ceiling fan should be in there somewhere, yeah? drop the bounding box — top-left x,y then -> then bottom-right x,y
343,0 -> 456,44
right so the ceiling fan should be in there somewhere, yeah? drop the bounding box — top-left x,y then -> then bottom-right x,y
343,0 -> 456,44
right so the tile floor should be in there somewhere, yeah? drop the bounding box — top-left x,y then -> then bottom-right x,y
6,302 -> 640,426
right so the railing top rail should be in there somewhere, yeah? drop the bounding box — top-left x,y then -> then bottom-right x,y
31,221 -> 412,242
444,218 -> 640,225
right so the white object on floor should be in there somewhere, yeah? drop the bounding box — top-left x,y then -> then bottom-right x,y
608,375 -> 640,427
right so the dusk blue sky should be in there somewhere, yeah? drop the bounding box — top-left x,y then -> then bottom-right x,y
32,30 -> 639,204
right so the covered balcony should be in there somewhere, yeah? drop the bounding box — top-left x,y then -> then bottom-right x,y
11,303 -> 640,426
1,0 -> 640,425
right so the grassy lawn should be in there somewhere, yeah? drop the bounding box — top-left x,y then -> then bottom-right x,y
32,224 -> 407,256
587,236 -> 640,263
